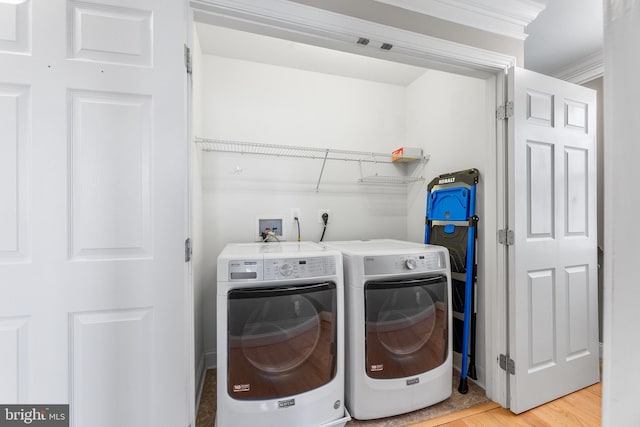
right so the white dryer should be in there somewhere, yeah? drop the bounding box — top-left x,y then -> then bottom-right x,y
216,242 -> 349,427
322,239 -> 452,420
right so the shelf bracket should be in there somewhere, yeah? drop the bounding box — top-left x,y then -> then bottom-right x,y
316,149 -> 329,192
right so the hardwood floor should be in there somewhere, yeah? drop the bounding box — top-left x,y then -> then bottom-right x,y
410,383 -> 602,427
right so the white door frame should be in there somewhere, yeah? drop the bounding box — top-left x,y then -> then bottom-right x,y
185,5 -> 196,425
188,0 -> 514,407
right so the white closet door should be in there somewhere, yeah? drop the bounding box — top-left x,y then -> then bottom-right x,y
0,1 -> 189,426
507,66 -> 599,413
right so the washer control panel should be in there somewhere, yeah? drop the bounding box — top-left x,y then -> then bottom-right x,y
364,251 -> 446,275
228,256 -> 337,281
228,260 -> 262,281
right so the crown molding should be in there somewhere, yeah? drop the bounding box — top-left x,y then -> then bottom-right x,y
374,0 -> 545,40
191,0 -> 515,77
552,50 -> 604,84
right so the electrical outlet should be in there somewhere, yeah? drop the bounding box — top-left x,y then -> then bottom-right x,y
290,208 -> 301,223
318,209 -> 331,224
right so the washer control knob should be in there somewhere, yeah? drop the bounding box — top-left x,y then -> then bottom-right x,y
405,258 -> 417,270
280,263 -> 293,276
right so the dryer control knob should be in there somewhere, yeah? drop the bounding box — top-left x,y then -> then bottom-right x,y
405,258 -> 417,270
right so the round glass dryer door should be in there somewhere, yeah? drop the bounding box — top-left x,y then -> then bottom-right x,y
365,275 -> 448,379
227,282 -> 337,400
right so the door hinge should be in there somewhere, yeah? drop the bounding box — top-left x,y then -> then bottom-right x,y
184,44 -> 192,75
498,229 -> 514,246
499,354 -> 515,375
496,101 -> 513,120
185,238 -> 192,262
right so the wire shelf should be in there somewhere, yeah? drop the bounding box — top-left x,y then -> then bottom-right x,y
195,137 -> 429,191
358,175 -> 425,184
195,138 -> 398,164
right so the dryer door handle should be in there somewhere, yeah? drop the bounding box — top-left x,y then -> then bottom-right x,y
366,275 -> 447,290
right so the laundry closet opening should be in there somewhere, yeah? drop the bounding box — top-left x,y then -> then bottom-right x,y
190,18 -> 498,418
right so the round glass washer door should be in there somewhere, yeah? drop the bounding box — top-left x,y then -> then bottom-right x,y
241,294 -> 321,373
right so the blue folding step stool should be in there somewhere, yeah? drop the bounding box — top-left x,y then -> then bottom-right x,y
424,168 -> 479,394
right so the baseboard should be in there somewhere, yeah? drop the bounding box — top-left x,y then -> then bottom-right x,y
205,350 -> 217,370
195,353 -> 207,411
472,365 -> 486,390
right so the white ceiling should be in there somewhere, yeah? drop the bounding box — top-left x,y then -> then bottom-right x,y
524,0 -> 603,75
374,0 -> 546,40
372,0 -> 603,77
195,23 -> 428,87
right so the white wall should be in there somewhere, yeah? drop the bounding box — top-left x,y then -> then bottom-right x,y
197,53 -> 494,391
405,70 -> 492,240
603,3 -> 640,425
200,55 -> 413,365
201,56 -> 408,150
405,69 -> 495,387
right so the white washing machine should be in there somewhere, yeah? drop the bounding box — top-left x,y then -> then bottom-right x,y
216,242 -> 349,427
322,239 -> 452,420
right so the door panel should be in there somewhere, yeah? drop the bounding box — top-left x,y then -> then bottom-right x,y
527,269 -> 555,371
0,84 -> 29,261
565,147 -> 588,235
0,316 -> 29,402
0,1 -> 188,426
566,265 -> 589,358
67,1 -> 153,66
0,0 -> 30,54
508,67 -> 599,413
526,140 -> 554,237
69,90 -> 152,260
70,309 -> 152,427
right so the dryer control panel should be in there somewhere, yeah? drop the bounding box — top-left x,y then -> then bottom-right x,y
228,256 -> 337,281
364,251 -> 447,275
